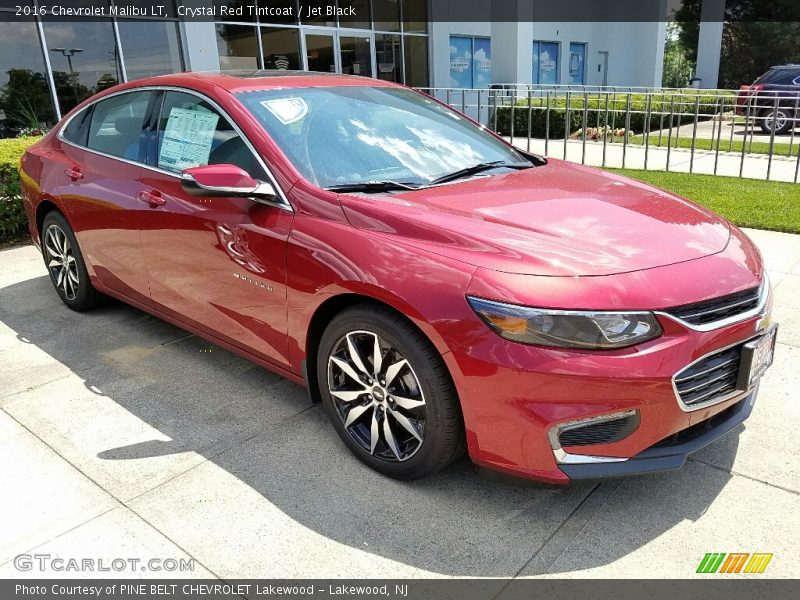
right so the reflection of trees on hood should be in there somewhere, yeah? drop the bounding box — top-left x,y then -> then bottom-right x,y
0,69 -> 57,129
673,0 -> 800,88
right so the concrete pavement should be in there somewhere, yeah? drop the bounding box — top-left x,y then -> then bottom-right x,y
1,230 -> 799,580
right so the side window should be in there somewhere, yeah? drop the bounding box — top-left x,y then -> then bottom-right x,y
61,107 -> 92,146
156,91 -> 265,178
87,91 -> 152,161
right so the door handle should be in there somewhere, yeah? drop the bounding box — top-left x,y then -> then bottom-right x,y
64,167 -> 83,181
138,190 -> 166,207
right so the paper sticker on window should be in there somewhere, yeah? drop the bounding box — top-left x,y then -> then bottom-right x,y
159,107 -> 220,171
260,98 -> 308,125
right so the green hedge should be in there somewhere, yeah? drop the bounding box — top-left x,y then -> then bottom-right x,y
492,92 -> 731,138
0,136 -> 40,242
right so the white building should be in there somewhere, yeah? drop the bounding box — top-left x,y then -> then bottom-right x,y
0,0 -> 726,133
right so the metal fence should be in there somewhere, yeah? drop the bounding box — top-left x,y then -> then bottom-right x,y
417,85 -> 800,183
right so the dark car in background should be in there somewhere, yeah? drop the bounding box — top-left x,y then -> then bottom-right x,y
737,64 -> 800,134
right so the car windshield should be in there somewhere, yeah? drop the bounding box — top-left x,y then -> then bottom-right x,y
236,86 -> 530,189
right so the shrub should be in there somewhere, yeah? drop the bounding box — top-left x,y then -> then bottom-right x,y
491,91 -> 731,138
0,136 -> 40,242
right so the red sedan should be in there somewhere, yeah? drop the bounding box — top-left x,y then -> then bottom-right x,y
19,71 -> 776,484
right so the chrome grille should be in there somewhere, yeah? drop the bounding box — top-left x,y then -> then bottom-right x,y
674,344 -> 743,408
664,286 -> 761,326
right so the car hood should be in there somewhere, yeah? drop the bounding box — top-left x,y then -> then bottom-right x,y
339,159 -> 731,277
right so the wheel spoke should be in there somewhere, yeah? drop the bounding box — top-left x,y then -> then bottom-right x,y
390,394 -> 425,410
383,416 -> 401,460
68,269 -> 79,285
330,389 -> 367,403
389,408 -> 422,442
372,334 -> 383,377
384,359 -> 408,386
55,268 -> 65,287
369,410 -> 379,454
330,355 -> 364,385
344,403 -> 371,428
346,333 -> 371,378
48,258 -> 63,268
60,231 -> 69,256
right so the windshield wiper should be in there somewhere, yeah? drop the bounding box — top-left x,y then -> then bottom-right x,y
326,181 -> 421,193
429,160 -> 532,185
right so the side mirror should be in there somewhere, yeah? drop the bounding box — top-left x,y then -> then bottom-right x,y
180,164 -> 277,200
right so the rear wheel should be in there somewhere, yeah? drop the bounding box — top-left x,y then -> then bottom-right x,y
317,305 -> 464,479
41,211 -> 106,311
759,107 -> 792,135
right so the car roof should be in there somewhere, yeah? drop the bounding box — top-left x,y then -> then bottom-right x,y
122,70 -> 402,93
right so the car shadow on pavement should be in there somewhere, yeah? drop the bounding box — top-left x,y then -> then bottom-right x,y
0,275 -> 741,577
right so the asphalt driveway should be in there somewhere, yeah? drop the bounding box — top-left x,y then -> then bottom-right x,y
1,228 -> 798,581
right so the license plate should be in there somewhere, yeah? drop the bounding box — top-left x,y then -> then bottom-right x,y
737,325 -> 778,390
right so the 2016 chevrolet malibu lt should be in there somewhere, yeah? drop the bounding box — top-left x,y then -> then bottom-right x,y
20,72 -> 776,484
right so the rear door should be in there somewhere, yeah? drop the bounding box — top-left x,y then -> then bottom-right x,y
56,90 -> 157,303
138,90 -> 294,367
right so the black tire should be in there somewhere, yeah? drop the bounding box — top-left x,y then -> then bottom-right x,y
41,211 -> 106,311
317,304 -> 464,479
758,107 -> 792,135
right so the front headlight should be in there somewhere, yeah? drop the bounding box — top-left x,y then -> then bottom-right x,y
467,296 -> 662,350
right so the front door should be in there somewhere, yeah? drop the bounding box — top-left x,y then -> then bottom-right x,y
138,90 -> 293,367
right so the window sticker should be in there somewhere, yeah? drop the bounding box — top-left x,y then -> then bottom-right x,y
260,97 -> 308,125
159,107 -> 220,171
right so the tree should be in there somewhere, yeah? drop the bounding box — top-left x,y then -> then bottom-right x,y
662,21 -> 694,87
0,69 -> 56,131
672,0 -> 800,88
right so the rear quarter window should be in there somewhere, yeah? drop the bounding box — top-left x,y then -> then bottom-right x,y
61,107 -> 92,146
86,91 -> 153,161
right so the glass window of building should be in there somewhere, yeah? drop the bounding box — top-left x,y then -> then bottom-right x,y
449,36 -> 491,88
403,36 -> 428,87
373,0 -> 400,32
42,18 -> 122,115
340,36 -> 372,77
403,0 -> 428,33
212,0 -> 257,22
117,20 -> 183,81
568,42 -> 587,85
261,27 -> 302,71
216,24 -> 261,70
0,20 -> 57,137
339,0 -> 371,29
532,41 -> 560,85
300,0 -> 337,27
375,34 -> 402,83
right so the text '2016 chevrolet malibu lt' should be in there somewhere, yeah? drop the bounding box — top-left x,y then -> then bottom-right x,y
20,71 -> 776,484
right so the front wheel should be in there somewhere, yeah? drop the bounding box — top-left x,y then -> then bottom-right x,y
317,305 -> 464,479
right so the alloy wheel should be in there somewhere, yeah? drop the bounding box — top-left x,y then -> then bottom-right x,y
327,330 -> 426,462
765,109 -> 788,132
44,224 -> 79,301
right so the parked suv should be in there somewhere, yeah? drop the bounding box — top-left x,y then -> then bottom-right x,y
737,64 -> 800,134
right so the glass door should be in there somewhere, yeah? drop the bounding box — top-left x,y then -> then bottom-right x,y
304,31 -> 338,73
339,35 -> 372,77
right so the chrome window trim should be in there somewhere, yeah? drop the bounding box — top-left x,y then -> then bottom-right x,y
655,275 -> 769,333
670,330 -> 770,413
547,411 -> 637,465
56,85 -> 293,212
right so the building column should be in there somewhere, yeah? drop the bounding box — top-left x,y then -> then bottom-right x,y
179,1 -> 221,72
695,0 -> 725,88
490,0 -> 533,84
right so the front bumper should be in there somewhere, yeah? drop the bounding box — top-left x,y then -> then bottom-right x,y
560,387 -> 756,481
445,303 -> 773,485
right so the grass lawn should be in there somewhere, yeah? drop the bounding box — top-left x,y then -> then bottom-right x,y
607,169 -> 800,234
626,134 -> 800,158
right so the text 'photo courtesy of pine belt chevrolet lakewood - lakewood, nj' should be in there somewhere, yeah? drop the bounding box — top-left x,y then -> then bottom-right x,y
19,70 -> 777,484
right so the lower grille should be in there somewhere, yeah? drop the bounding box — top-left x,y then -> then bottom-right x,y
652,400 -> 744,448
559,412 -> 639,447
674,344 -> 743,408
